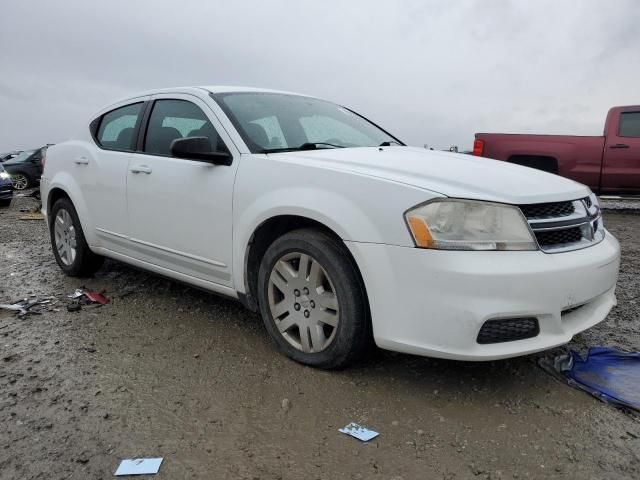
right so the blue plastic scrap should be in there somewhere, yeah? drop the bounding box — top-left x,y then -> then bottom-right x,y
546,347 -> 640,411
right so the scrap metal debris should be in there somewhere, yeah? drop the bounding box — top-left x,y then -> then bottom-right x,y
114,457 -> 163,476
0,298 -> 43,316
68,288 -> 110,305
339,422 -> 379,442
539,347 -> 640,412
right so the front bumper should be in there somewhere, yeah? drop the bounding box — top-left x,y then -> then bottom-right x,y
0,180 -> 13,199
346,232 -> 620,361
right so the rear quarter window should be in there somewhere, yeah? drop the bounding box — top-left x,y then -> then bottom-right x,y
95,103 -> 143,151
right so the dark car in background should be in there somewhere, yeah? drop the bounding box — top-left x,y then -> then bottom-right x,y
3,146 -> 47,190
0,163 -> 13,206
1,151 -> 22,162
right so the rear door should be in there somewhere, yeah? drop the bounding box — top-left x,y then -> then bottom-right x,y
126,93 -> 239,287
602,109 -> 640,192
82,100 -> 147,249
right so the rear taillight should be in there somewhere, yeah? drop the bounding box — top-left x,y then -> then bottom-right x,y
472,139 -> 484,157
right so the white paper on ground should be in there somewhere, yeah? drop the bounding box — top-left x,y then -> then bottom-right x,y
114,458 -> 163,476
339,422 -> 379,442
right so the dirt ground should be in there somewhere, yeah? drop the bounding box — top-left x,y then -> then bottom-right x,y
1,193 -> 639,480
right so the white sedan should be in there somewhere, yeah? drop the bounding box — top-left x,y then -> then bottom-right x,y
41,86 -> 620,368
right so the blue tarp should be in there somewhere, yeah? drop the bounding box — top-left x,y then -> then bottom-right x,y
545,347 -> 640,411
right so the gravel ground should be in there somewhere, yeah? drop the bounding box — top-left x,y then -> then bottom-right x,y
1,192 -> 639,479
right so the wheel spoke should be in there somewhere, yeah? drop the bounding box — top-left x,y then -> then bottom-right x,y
271,300 -> 289,319
269,270 -> 288,293
274,259 -> 297,282
318,292 -> 338,311
298,253 -> 310,279
308,259 -> 322,289
309,325 -> 326,352
276,314 -> 297,333
316,310 -> 338,327
299,325 -> 312,352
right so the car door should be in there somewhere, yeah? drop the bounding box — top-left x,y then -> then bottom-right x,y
126,94 -> 238,288
81,100 -> 147,250
602,109 -> 640,193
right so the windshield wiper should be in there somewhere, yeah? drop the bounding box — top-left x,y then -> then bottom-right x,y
258,142 -> 345,154
379,140 -> 402,146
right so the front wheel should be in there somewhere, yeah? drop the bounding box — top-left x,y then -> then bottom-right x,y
257,228 -> 371,369
50,197 -> 104,276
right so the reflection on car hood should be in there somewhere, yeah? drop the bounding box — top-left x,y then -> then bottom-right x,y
269,146 -> 590,204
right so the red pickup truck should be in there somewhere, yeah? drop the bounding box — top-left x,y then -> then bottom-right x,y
473,106 -> 640,194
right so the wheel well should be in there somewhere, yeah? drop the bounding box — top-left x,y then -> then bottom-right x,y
507,155 -> 558,174
47,188 -> 71,217
243,215 -> 366,313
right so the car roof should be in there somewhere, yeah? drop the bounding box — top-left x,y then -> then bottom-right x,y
111,86 -> 313,105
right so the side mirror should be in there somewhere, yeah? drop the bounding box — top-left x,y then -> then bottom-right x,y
170,137 -> 232,166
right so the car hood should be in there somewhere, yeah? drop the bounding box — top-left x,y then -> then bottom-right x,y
269,146 -> 590,204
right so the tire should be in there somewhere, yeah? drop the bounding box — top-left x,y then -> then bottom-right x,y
257,228 -> 371,369
49,197 -> 104,276
0,198 -> 11,207
10,172 -> 30,190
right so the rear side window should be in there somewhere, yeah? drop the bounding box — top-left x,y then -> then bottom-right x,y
97,103 -> 143,151
144,99 -> 228,156
618,112 -> 640,137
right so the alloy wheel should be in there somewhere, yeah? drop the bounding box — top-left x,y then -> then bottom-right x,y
267,252 -> 340,353
11,173 -> 28,190
54,209 -> 77,266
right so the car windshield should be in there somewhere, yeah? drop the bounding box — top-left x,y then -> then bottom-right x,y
4,150 -> 35,164
212,92 -> 403,153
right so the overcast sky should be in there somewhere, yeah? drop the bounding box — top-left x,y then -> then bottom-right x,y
1,0 -> 638,152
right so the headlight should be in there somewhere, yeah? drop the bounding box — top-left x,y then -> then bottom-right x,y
405,199 -> 537,251
0,172 -> 9,180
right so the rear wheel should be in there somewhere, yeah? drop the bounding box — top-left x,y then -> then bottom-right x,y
50,197 -> 104,276
257,228 -> 371,369
10,172 -> 30,190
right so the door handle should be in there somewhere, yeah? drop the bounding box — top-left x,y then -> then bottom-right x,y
609,143 -> 629,149
74,157 -> 89,165
130,165 -> 152,174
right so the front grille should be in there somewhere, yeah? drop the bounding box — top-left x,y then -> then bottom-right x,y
519,197 -> 601,253
477,317 -> 540,344
519,201 -> 575,219
535,227 -> 583,247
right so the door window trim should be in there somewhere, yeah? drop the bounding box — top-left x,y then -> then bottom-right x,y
137,98 -> 232,162
90,101 -> 147,152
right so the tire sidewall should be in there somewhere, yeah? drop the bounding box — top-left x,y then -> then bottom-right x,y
49,198 -> 94,276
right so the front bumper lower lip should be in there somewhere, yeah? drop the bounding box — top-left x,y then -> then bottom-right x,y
345,231 -> 621,361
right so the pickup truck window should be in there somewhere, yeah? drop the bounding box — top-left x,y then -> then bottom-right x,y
144,99 -> 228,157
97,103 -> 143,151
213,92 -> 402,153
618,112 -> 640,137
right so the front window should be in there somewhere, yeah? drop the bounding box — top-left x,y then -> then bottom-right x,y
213,92 -> 402,153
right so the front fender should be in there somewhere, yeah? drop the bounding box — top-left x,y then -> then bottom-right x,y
232,155 -> 442,293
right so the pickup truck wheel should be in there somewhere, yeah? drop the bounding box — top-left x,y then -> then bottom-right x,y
10,172 -> 30,190
50,198 -> 104,276
257,228 -> 370,369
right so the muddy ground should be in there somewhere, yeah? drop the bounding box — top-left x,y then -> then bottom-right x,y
1,192 -> 639,480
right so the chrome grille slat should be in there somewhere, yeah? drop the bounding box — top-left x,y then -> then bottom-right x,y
519,197 -> 603,253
